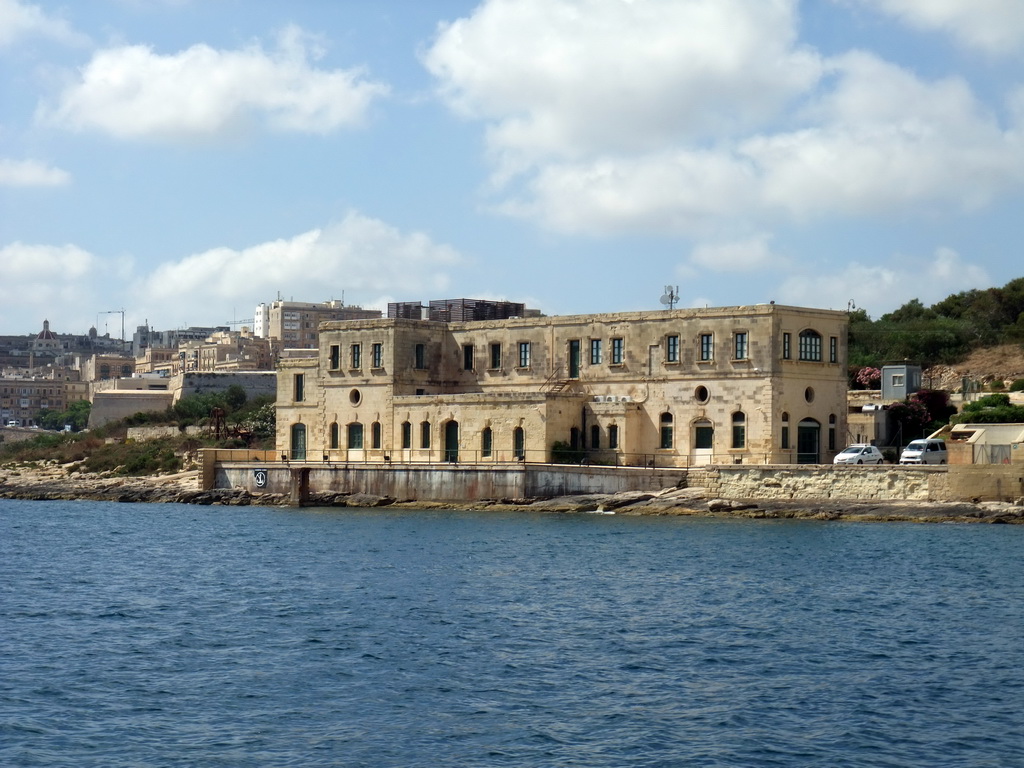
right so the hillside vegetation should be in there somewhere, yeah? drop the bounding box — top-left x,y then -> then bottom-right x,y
0,387 -> 275,476
849,277 -> 1024,369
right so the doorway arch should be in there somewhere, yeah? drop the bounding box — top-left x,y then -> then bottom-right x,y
797,418 -> 820,464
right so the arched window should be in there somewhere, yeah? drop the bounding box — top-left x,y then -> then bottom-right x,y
732,412 -> 746,449
513,427 -> 525,460
401,421 -> 412,449
608,424 -> 619,450
99,364 -> 111,380
420,421 -> 431,449
290,423 -> 307,460
828,413 -> 837,451
570,427 -> 581,450
371,421 -> 382,450
329,422 -> 339,450
347,422 -> 363,450
781,412 -> 790,450
799,330 -> 822,361
481,426 -> 493,458
590,424 -> 600,450
660,412 -> 673,449
121,365 -> 132,377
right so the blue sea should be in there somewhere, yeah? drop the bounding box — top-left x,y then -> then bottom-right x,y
1,499 -> 1022,767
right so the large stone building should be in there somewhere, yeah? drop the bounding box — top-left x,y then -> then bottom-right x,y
276,304 -> 850,467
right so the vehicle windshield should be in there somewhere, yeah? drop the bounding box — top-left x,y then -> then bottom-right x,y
906,441 -> 926,450
839,446 -> 863,454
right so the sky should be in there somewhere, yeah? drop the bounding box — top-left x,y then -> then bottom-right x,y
1,0 -> 1022,340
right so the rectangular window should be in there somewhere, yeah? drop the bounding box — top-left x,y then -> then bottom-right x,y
481,428 -> 492,458
608,424 -> 619,450
293,373 -> 304,402
781,426 -> 790,450
695,426 -> 714,450
892,374 -> 905,387
329,344 -> 340,370
401,422 -> 412,449
734,332 -> 747,360
666,335 -> 679,363
414,343 -> 426,369
700,333 -> 713,361
350,343 -> 361,369
463,344 -> 474,371
490,343 -> 502,369
830,336 -> 838,364
611,337 -> 624,365
783,332 -> 791,360
590,339 -> 603,365
372,342 -> 383,369
372,422 -> 382,450
421,421 -> 431,449
518,341 -> 531,368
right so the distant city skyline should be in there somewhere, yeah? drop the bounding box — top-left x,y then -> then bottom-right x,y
2,0 -> 1023,336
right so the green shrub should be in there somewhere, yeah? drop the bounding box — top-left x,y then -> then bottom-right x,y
1009,379 -> 1024,392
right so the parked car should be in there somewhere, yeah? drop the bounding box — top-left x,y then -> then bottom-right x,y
899,439 -> 948,465
834,444 -> 885,465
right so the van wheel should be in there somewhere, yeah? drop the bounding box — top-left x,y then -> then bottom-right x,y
939,460 -> 946,464
856,459 -> 863,464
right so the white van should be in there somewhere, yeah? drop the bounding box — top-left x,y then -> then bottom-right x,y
899,438 -> 948,465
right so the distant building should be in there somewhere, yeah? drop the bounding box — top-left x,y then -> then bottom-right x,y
253,300 -> 381,349
881,364 -> 922,401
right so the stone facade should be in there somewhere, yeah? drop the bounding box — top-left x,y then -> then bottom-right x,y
276,304 -> 849,467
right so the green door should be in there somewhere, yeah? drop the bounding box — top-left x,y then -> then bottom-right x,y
444,420 -> 459,462
797,419 -> 820,464
568,340 -> 581,379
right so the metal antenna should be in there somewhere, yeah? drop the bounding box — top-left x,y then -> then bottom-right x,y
659,285 -> 679,310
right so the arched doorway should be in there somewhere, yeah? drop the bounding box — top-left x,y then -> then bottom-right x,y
797,418 -> 820,464
444,420 -> 459,462
290,423 -> 307,461
691,419 -> 714,465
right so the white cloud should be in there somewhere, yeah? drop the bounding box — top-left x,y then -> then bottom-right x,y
135,211 -> 463,325
0,158 -> 70,186
777,247 -> 989,316
689,235 -> 781,272
41,26 -> 389,140
843,0 -> 1024,55
431,2 -> 1024,237
0,0 -> 88,48
425,0 -> 820,164
0,242 -> 103,332
744,52 -> 1024,216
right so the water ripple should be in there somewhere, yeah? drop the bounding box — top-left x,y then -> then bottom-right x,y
2,501 -> 1022,767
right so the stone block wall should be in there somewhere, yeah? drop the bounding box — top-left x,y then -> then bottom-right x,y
705,464 -> 1024,503
705,465 -> 939,502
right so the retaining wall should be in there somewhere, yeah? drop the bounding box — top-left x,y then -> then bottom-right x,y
203,452 -> 687,503
705,464 -> 1024,503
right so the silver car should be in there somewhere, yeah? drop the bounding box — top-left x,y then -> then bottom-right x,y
833,444 -> 885,465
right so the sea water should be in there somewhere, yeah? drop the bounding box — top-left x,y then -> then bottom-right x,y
1,499 -> 1022,767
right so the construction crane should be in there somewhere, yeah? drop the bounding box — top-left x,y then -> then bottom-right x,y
97,309 -> 126,353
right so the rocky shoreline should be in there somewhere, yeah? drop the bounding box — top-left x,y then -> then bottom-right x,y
2,462 -> 1023,524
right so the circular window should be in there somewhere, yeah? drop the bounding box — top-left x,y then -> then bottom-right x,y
694,385 -> 709,403
805,387 -> 815,403
349,389 -> 361,405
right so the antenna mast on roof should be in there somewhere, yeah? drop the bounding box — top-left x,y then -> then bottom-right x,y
660,286 -> 679,310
